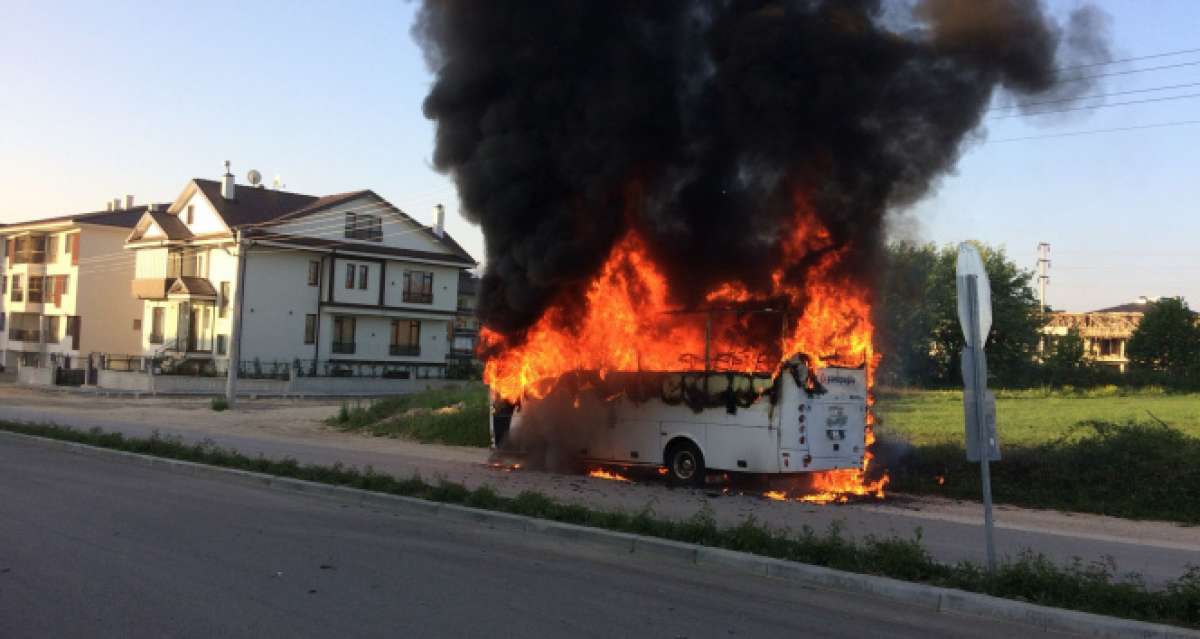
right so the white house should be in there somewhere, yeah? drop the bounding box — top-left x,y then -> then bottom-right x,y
124,164 -> 477,378
1,201 -> 149,371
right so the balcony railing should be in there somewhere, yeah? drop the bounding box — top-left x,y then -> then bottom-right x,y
148,333 -> 164,345
402,291 -> 433,304
9,292 -> 22,302
331,342 -> 356,354
389,344 -> 420,357
27,291 -> 43,303
8,329 -> 40,342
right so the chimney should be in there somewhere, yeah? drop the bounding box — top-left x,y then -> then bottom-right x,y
113,197 -> 122,211
106,201 -> 113,212
125,195 -> 135,210
221,160 -> 236,200
433,203 -> 446,238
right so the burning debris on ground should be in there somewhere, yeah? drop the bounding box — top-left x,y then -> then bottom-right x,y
418,0 -> 1110,502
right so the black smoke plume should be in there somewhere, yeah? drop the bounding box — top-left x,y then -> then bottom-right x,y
415,0 -> 1109,341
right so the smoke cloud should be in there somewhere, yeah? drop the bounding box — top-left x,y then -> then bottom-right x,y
415,0 -> 1110,340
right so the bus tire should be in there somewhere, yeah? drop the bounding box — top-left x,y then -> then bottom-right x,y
664,440 -> 705,487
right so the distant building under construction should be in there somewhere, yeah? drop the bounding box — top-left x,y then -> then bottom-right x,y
1042,298 -> 1155,373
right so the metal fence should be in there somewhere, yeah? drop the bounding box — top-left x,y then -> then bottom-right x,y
293,359 -> 446,380
98,355 -> 448,380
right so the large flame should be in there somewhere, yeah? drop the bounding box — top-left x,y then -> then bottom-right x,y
482,200 -> 887,502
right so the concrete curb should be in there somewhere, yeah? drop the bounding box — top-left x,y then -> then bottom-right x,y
3,429 -> 1195,639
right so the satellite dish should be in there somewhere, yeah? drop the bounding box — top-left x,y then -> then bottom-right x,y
247,169 -> 262,186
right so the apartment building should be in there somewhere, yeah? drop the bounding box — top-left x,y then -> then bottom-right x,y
0,202 -> 149,369
125,165 -> 476,376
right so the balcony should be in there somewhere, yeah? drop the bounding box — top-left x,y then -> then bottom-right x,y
148,333 -> 164,345
389,344 -> 420,357
402,291 -> 433,304
8,328 -> 40,342
332,342 -> 356,354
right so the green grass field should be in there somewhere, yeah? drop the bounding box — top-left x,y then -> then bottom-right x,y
329,383 -> 490,447
875,388 -> 1200,446
876,388 -> 1200,523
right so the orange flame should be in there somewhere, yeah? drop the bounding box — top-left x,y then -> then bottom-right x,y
483,196 -> 887,502
587,468 -> 631,482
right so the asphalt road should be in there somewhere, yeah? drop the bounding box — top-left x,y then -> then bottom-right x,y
0,436 -> 1076,639
2,399 -> 1196,587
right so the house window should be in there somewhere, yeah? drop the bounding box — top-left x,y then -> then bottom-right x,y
10,275 -> 22,302
390,320 -> 421,356
219,282 -> 230,318
332,316 -> 355,354
47,236 -> 58,262
344,212 -> 382,241
58,275 -> 69,296
216,334 -> 227,356
186,205 -> 195,225
1,275 -> 5,295
64,234 -> 71,255
27,276 -> 43,303
307,260 -> 320,286
45,316 -> 60,344
150,308 -> 164,344
69,235 -> 79,265
133,318 -> 142,331
30,236 -> 46,264
345,263 -> 356,289
304,314 -> 317,344
0,313 -> 5,332
358,264 -> 368,290
403,271 -> 434,304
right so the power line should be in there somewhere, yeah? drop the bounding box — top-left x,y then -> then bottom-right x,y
1071,60 -> 1200,82
987,119 -> 1200,143
989,91 -> 1200,120
1057,46 -> 1200,71
989,81 -> 1200,112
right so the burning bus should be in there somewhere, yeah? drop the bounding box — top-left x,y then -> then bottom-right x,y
489,308 -> 871,487
416,1 -> 1106,501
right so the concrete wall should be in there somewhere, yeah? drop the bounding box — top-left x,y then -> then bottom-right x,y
94,368 -> 460,396
17,365 -> 54,386
77,225 -> 143,354
240,250 -> 322,363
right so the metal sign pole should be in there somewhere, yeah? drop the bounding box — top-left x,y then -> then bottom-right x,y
966,275 -> 997,571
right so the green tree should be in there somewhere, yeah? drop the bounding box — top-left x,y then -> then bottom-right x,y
1126,297 -> 1200,375
1045,328 -> 1086,371
876,241 -> 1042,387
873,243 -> 939,386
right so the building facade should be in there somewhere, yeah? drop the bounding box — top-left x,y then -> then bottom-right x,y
451,270 -> 481,365
1042,299 -> 1153,373
0,204 -> 149,370
124,166 -> 476,377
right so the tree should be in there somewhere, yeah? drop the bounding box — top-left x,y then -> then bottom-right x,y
875,241 -> 1042,387
1045,328 -> 1086,371
1126,297 -> 1200,375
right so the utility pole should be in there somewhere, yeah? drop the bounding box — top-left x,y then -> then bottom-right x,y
225,229 -> 247,406
1036,242 -> 1051,313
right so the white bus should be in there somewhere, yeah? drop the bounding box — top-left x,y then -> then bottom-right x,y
490,356 -> 869,486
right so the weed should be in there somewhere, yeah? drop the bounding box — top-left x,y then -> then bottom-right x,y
210,397 -> 229,412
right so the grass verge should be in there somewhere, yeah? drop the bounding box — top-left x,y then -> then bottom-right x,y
328,383 -> 490,447
887,420 -> 1200,524
1,420 -> 1197,630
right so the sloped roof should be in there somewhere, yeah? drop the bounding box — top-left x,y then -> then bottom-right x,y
192,179 -> 320,228
168,276 -> 218,298
1092,302 -> 1151,313
4,205 -> 158,231
149,211 -> 193,240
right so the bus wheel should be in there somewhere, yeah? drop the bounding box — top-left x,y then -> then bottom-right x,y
665,441 -> 705,487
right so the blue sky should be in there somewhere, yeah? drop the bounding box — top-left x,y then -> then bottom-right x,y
1,0 -> 1197,312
